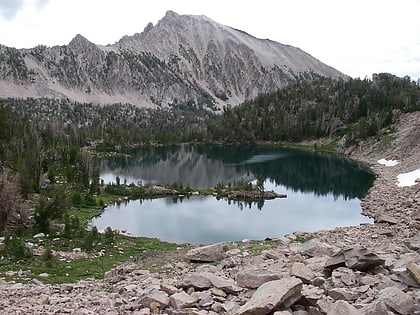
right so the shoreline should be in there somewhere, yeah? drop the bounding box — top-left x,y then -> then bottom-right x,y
0,112 -> 419,314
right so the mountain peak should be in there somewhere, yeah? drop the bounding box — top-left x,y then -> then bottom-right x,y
68,34 -> 97,52
0,11 -> 347,108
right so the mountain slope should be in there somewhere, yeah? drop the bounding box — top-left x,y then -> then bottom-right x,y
0,11 -> 347,108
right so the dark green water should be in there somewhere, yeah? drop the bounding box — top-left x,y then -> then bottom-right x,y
94,145 -> 375,244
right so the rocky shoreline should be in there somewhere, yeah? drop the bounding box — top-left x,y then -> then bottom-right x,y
0,112 -> 419,314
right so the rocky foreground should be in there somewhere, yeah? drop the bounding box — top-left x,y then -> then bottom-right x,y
0,112 -> 419,314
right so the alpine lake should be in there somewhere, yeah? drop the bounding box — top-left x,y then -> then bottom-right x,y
93,145 -> 375,244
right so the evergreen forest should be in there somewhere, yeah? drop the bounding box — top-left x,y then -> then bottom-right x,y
0,72 -> 419,236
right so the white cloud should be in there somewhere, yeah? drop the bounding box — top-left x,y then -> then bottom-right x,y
0,0 -> 24,20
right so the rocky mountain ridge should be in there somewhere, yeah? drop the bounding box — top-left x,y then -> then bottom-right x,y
0,11 -> 346,108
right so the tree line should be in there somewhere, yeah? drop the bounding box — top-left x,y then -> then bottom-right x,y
0,72 -> 419,234
208,73 -> 420,145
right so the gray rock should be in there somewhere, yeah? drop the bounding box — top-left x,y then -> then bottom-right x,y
180,273 -> 212,290
378,286 -> 414,315
205,274 -> 241,294
407,263 -> 420,284
301,285 -> 324,306
236,268 -> 282,289
160,283 -> 178,295
170,291 -> 198,309
185,243 -> 228,262
299,238 -> 334,257
169,308 -> 206,315
332,267 -> 358,287
180,273 -> 241,294
391,267 -> 420,288
326,300 -> 358,315
33,233 -> 45,239
325,246 -> 385,271
405,233 -> 420,250
374,214 -> 398,225
327,288 -> 358,301
291,262 -> 314,284
261,249 -> 283,260
358,300 -> 392,315
237,277 -> 303,315
138,290 -> 169,309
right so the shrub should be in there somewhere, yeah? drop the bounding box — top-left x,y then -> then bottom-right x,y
4,235 -> 32,261
104,227 -> 115,244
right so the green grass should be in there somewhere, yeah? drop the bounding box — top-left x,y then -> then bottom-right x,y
0,233 -> 180,284
68,194 -> 121,223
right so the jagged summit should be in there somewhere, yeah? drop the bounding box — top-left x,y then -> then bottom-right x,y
68,34 -> 98,53
0,11 -> 347,108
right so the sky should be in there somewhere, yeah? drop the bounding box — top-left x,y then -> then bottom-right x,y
0,0 -> 419,80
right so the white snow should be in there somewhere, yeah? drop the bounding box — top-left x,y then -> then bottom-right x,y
377,158 -> 399,167
396,168 -> 420,187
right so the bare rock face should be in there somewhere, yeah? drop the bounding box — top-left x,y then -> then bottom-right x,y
0,11 -> 346,108
237,277 -> 303,315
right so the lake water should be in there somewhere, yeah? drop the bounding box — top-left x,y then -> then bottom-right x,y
93,145 -> 375,244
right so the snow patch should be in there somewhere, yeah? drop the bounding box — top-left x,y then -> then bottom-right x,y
396,168 -> 420,187
377,159 -> 399,167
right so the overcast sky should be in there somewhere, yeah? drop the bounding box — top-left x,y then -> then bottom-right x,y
0,0 -> 419,80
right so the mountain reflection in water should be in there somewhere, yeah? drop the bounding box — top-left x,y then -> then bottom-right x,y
99,144 -> 374,200
95,145 -> 375,243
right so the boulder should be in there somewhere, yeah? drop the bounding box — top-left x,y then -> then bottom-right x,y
237,278 -> 303,315
377,286 -> 414,315
205,274 -> 241,294
179,273 -> 212,290
374,214 -> 398,225
326,300 -> 358,315
358,300 -> 391,314
327,288 -> 358,301
301,285 -> 324,306
236,268 -> 282,289
291,262 -> 314,284
169,308 -> 206,315
185,243 -> 228,262
180,273 -> 241,294
406,263 -> 420,284
261,249 -> 283,260
160,283 -> 178,295
138,291 -> 169,309
325,246 -> 384,272
169,291 -> 198,309
299,238 -> 334,257
332,267 -> 358,287
405,234 -> 420,250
